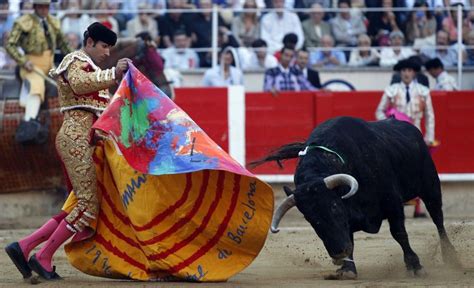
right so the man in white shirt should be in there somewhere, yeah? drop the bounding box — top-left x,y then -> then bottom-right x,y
330,0 -> 367,47
202,47 -> 243,86
242,39 -> 278,69
162,30 -> 199,69
424,57 -> 458,91
260,0 -> 304,54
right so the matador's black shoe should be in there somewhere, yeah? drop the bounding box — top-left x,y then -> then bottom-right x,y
4,242 -> 32,279
28,254 -> 62,281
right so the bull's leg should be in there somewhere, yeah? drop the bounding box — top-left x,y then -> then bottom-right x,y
387,207 -> 425,276
422,191 -> 461,267
326,233 -> 357,280
336,233 -> 357,278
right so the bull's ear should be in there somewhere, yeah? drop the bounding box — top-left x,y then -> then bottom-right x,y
283,185 -> 295,196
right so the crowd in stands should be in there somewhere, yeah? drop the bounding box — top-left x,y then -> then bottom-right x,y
1,0 -> 474,85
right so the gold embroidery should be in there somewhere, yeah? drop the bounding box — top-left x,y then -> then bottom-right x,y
56,110 -> 98,232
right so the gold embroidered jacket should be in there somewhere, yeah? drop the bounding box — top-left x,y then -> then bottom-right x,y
50,50 -> 117,114
6,13 -> 72,66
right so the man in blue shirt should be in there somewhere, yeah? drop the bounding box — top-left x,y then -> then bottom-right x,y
309,35 -> 347,68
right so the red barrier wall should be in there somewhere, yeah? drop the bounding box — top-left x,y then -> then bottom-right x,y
246,91 -> 474,174
174,88 -> 229,151
174,88 -> 474,175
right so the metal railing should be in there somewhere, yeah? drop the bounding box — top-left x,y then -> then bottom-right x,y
0,5 -> 472,87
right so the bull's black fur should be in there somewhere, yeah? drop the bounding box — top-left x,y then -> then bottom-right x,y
253,116 -> 459,279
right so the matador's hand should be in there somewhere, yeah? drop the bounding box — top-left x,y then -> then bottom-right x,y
115,58 -> 131,80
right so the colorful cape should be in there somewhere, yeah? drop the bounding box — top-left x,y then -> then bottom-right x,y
61,65 -> 274,281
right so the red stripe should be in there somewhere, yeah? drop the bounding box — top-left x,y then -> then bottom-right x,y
95,233 -> 150,273
99,173 -> 192,231
138,170 -> 210,245
148,170 -> 226,261
168,173 -> 241,274
99,211 -> 142,250
133,173 -> 193,231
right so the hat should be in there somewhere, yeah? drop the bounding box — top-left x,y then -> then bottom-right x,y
425,58 -> 444,70
393,58 -> 420,72
32,0 -> 51,4
85,22 -> 117,46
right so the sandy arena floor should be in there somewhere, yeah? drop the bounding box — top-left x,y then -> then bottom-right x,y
1,206 -> 473,287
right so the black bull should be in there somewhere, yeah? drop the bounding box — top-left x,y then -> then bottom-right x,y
251,116 -> 460,280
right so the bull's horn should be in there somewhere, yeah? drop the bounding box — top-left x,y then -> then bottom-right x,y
271,194 -> 296,233
324,174 -> 359,199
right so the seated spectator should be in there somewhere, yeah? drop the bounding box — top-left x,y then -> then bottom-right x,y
190,0 -> 227,67
466,30 -> 474,66
231,0 -> 260,47
348,34 -> 380,67
379,31 -> 415,67
405,1 -> 436,47
158,0 -> 193,48
202,47 -> 244,86
0,32 -> 15,70
302,3 -> 332,48
91,1 -> 120,34
0,0 -> 14,44
126,3 -> 160,43
294,0 -> 333,21
66,32 -> 81,50
242,39 -> 278,69
420,30 -> 465,67
441,2 -> 472,43
367,0 -> 401,47
330,0 -> 367,47
60,0 -> 91,40
309,35 -> 347,68
260,0 -> 304,54
162,30 -> 200,69
294,48 -> 321,89
263,46 -> 315,93
273,33 -> 298,62
424,57 -> 458,91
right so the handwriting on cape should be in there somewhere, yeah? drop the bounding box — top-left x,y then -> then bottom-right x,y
227,181 -> 257,245
122,173 -> 147,209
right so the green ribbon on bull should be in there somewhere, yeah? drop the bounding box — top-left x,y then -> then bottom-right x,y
298,145 -> 345,164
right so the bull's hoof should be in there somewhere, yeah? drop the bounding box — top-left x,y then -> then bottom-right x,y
406,267 -> 427,277
324,270 -> 358,280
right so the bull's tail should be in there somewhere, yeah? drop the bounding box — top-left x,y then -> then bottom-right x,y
249,142 -> 306,168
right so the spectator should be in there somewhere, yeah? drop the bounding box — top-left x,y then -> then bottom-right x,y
420,30 -> 465,67
348,34 -> 380,67
218,26 -> 240,50
162,30 -> 200,69
0,0 -> 14,44
466,30 -> 474,66
302,3 -> 332,48
126,3 -> 159,42
294,0 -> 333,21
294,48 -> 322,88
309,34 -> 347,68
273,33 -> 298,62
158,0 -> 193,48
380,31 -> 415,67
65,32 -> 81,50
260,0 -> 304,54
263,46 -> 315,93
202,47 -> 244,86
367,0 -> 402,46
242,39 -> 278,69
231,0 -> 260,47
90,1 -> 120,34
405,1 -> 436,47
424,57 -> 458,90
190,0 -> 227,67
60,0 -> 91,40
0,32 -> 15,70
330,0 -> 367,47
441,2 -> 472,43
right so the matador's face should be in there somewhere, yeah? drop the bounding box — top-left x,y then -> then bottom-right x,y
34,4 -> 50,18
